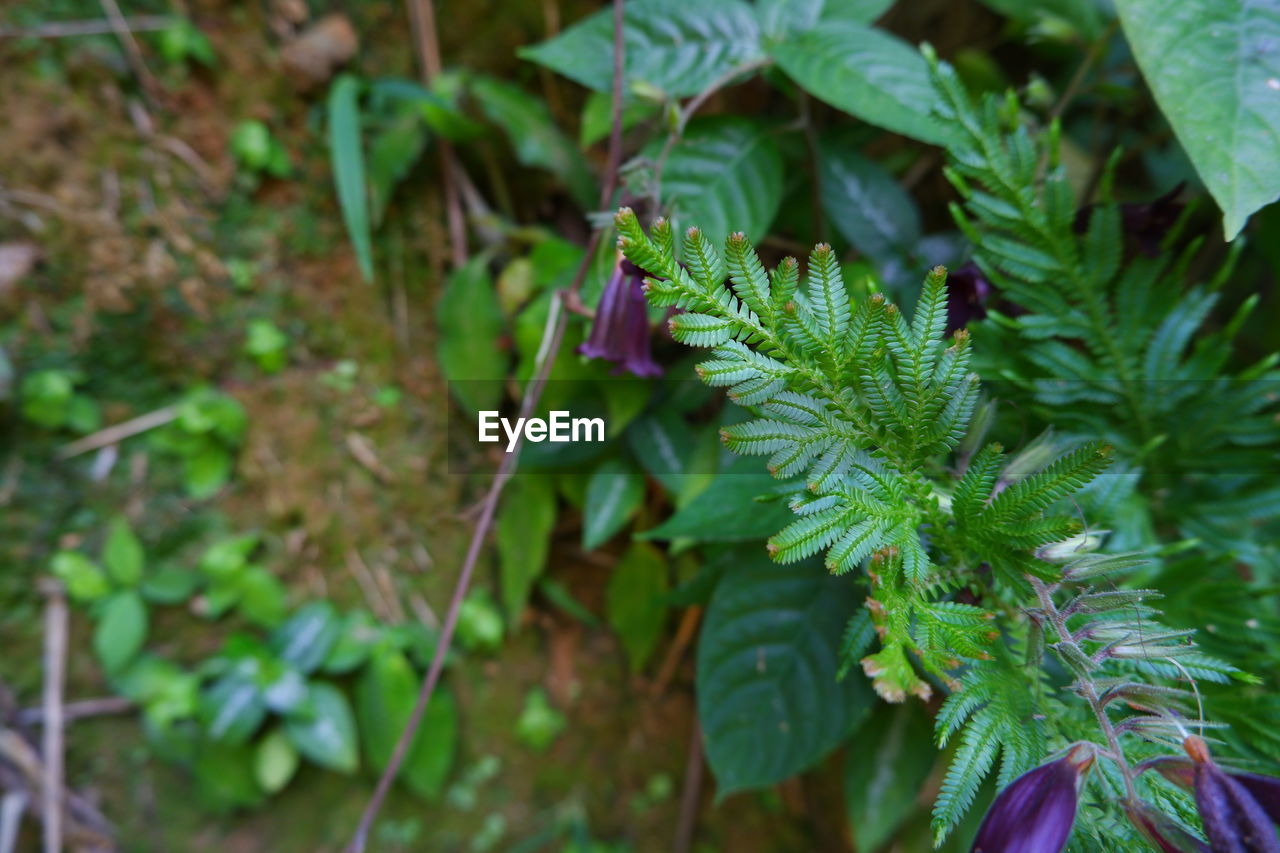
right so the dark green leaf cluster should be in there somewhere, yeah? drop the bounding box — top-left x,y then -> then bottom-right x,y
929,51 -> 1280,574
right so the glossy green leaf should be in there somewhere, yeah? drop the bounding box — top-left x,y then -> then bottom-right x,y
255,728 -> 300,795
470,75 -> 595,208
497,474 -> 558,620
103,516 -> 144,587
520,0 -> 764,98
323,609 -> 381,674
770,22 -> 944,144
1115,0 -> 1280,238
844,702 -> 937,851
284,682 -> 359,773
582,458 -> 646,550
201,672 -> 266,745
199,534 -> 259,579
270,601 -> 342,674
819,135 -> 921,263
757,0 -> 893,38
438,257 -> 508,415
605,543 -> 669,671
327,73 -> 374,282
697,552 -> 874,795
94,590 -> 148,674
355,648 -> 457,799
657,118 -> 785,249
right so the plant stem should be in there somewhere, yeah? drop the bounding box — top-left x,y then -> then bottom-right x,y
1030,576 -> 1138,800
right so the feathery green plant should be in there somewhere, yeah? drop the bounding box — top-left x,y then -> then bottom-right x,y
614,203 -> 1246,844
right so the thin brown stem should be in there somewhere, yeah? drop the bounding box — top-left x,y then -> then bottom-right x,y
406,0 -> 467,267
1030,576 -> 1138,801
97,0 -> 162,103
0,16 -> 175,39
343,4 -> 629,848
39,581 -> 67,853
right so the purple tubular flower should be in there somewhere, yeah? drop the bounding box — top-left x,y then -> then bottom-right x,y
578,257 -> 662,378
1182,736 -> 1280,853
970,744 -> 1094,853
945,261 -> 994,335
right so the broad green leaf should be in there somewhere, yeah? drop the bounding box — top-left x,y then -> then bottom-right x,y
497,474 -> 558,620
437,257 -> 509,415
260,662 -> 309,714
657,118 -> 785,248
367,76 -> 485,141
270,601 -> 342,674
757,0 -> 893,38
355,648 -> 457,799
284,682 -> 359,773
605,543 -> 669,671
50,551 -> 109,603
844,702 -> 937,851
470,75 -> 595,208
697,552 -> 874,795
582,458 -> 646,550
819,135 -> 921,263
327,74 -> 374,282
640,460 -> 794,543
1115,0 -> 1280,238
254,728 -> 300,794
770,22 -> 945,144
520,0 -> 764,98
103,517 -> 144,586
201,672 -> 266,744
94,590 -> 148,674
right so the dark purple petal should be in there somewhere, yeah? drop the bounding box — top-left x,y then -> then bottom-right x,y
970,746 -> 1092,853
1195,762 -> 1280,853
579,259 -> 663,377
1232,772 -> 1280,826
945,262 -> 994,335
1124,800 -> 1209,853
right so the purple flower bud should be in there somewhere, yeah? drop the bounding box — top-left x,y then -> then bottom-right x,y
971,744 -> 1094,853
945,261 -> 994,335
579,257 -> 662,378
1182,736 -> 1280,853
1124,800 -> 1209,853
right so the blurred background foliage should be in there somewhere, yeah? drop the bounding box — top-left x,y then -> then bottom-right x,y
0,0 -> 1277,850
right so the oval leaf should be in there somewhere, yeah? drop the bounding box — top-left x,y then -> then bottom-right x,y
697,551 -> 874,795
103,517 -> 144,586
94,590 -> 148,674
657,117 -> 785,249
1116,0 -> 1280,238
270,601 -> 342,674
520,0 -> 763,98
770,22 -> 945,144
284,682 -> 359,773
582,458 -> 646,550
